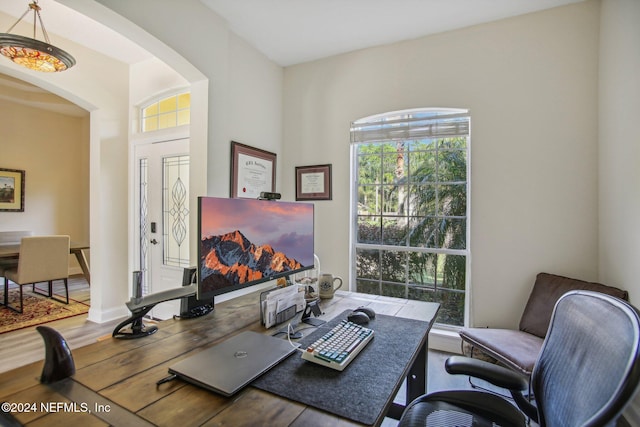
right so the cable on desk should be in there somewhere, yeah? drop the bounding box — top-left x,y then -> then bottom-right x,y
156,374 -> 177,387
287,323 -> 306,353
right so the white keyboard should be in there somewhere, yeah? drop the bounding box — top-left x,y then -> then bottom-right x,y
301,320 -> 374,371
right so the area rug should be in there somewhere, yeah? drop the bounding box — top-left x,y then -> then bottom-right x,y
0,289 -> 89,334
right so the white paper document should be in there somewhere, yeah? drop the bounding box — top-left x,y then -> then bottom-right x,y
261,285 -> 305,329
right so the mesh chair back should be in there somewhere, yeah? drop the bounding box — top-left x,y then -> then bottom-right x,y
15,236 -> 70,284
532,291 -> 640,426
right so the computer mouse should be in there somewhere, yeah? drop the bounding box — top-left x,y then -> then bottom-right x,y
347,311 -> 370,325
354,306 -> 375,319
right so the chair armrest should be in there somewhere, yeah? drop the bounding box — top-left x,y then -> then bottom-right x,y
445,356 -> 528,391
445,356 -> 539,422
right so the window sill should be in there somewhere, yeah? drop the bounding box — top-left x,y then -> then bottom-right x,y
429,327 -> 463,354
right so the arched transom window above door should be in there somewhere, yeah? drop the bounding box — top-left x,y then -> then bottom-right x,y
141,92 -> 190,132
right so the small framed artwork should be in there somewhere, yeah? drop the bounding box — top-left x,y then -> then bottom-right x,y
0,168 -> 25,212
295,164 -> 332,201
230,141 -> 277,199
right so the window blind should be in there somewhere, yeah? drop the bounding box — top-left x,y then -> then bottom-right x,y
350,109 -> 470,143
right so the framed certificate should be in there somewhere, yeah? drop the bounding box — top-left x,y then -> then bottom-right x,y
295,164 -> 332,201
230,141 -> 277,199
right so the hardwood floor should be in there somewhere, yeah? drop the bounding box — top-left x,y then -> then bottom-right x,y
0,275 -> 122,374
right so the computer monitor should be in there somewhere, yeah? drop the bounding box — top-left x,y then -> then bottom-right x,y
197,196 -> 314,308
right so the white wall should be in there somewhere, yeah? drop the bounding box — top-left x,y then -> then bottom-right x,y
598,0 -> 640,299
598,1 -> 640,420
94,0 -> 283,195
129,57 -> 190,125
283,1 -> 601,328
226,33 -> 284,188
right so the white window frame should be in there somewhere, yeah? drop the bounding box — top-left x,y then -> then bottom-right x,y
139,90 -> 191,133
349,108 -> 471,328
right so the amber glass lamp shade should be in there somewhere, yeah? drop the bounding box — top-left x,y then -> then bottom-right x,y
0,1 -> 76,72
0,33 -> 75,72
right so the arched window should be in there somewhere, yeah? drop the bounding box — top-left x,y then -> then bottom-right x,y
141,92 -> 190,132
350,108 -> 470,326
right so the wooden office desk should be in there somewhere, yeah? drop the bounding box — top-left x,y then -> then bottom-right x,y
0,289 -> 439,426
0,242 -> 90,285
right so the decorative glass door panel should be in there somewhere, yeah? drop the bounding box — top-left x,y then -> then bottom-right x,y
138,158 -> 150,296
163,155 -> 190,267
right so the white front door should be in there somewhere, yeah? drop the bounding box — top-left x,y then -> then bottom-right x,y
135,138 -> 190,319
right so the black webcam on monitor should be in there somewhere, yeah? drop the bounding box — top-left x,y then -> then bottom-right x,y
259,191 -> 281,200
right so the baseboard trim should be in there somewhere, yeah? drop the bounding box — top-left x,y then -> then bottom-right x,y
87,305 -> 129,324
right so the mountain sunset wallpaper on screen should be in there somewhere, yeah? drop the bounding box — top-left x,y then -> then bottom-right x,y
199,197 -> 314,289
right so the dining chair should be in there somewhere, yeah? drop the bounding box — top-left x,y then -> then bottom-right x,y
0,230 -> 32,274
0,259 -> 18,275
2,235 -> 70,313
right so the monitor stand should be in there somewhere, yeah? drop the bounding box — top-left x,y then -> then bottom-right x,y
112,305 -> 158,339
112,284 -> 198,339
177,266 -> 214,319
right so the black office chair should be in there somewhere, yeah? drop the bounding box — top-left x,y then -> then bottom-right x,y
399,290 -> 640,427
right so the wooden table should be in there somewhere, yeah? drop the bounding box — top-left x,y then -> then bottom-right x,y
0,289 -> 439,426
0,242 -> 90,285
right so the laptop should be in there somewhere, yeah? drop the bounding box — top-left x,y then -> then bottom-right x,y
168,331 -> 297,396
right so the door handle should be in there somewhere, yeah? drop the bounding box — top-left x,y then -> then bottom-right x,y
150,239 -> 159,245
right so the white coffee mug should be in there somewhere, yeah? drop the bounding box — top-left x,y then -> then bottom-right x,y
319,273 -> 343,299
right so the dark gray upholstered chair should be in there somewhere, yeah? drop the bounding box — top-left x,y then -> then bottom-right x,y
460,273 -> 628,377
398,290 -> 640,427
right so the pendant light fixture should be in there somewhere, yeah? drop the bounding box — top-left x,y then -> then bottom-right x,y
0,1 -> 75,72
